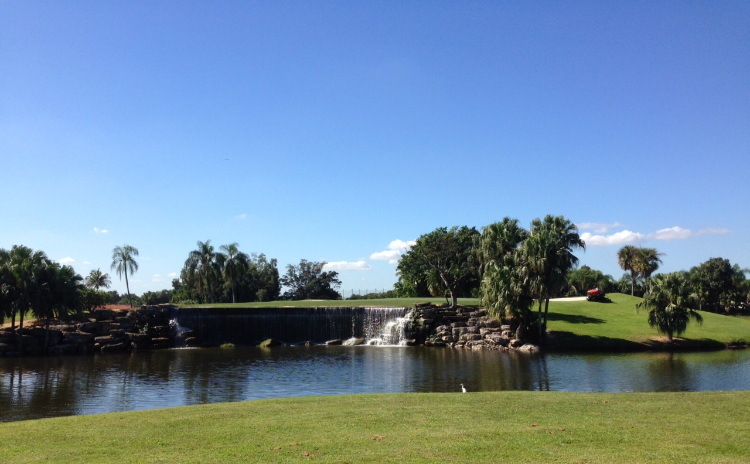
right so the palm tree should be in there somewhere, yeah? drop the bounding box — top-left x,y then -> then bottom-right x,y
637,272 -> 702,343
219,243 -> 249,303
476,217 -> 527,277
111,245 -> 139,308
2,246 -> 49,351
185,240 -> 217,303
524,215 -> 585,340
634,247 -> 664,293
617,245 -> 639,296
32,263 -> 83,349
85,268 -> 111,290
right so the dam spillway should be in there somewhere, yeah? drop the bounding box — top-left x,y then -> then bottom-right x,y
170,306 -> 411,346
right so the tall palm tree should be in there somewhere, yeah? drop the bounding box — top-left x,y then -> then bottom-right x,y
637,272 -> 702,343
111,245 -> 139,308
32,263 -> 83,349
617,245 -> 639,296
85,268 -> 112,290
186,240 -> 217,303
476,217 -> 527,277
634,247 -> 664,293
524,215 -> 585,340
219,243 -> 249,303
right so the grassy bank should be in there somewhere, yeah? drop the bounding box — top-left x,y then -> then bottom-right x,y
546,293 -> 750,351
1,391 -> 749,463
181,297 -> 480,308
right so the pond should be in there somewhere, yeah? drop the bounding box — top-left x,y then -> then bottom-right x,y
2,347 -> 749,422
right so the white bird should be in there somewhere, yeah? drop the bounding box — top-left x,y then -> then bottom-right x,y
460,383 -> 467,393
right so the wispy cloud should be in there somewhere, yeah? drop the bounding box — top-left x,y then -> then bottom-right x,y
94,227 -> 109,234
234,213 -> 247,220
152,274 -> 163,283
323,261 -> 372,271
168,272 -> 178,278
576,222 -> 623,234
582,225 -> 730,247
370,239 -> 416,264
59,257 -> 75,265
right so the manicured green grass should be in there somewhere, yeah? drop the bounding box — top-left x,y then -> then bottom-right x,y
181,297 -> 480,309
2,391 -> 749,463
547,293 -> 750,351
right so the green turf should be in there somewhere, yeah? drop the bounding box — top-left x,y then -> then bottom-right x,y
546,293 -> 750,351
180,297 -> 479,308
1,391 -> 749,463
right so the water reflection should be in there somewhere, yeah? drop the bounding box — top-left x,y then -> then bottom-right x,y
1,347 -> 749,422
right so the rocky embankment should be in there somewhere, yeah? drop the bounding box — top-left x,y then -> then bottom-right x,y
0,304 -> 200,357
415,302 -> 539,352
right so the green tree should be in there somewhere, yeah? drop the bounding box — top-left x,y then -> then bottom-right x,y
185,240 -> 218,303
524,215 -> 585,339
617,245 -> 639,296
85,268 -> 111,290
4,246 -> 50,351
280,260 -> 341,300
689,257 -> 742,313
79,287 -> 108,313
219,243 -> 249,304
397,226 -> 480,309
633,247 -> 664,293
31,263 -> 83,349
637,272 -> 703,343
111,245 -> 139,308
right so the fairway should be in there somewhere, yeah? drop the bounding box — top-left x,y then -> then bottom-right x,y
1,391 -> 749,463
546,293 -> 750,351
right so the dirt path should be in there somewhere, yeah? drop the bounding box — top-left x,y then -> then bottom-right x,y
1,318 -> 38,329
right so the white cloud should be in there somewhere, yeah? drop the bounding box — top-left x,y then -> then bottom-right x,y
388,239 -> 416,251
168,272 -> 178,277
582,225 -> 730,246
581,230 -> 646,246
696,228 -> 731,236
83,261 -> 92,265
371,239 -> 415,264
648,227 -> 693,240
323,261 -> 372,271
94,227 -> 108,234
234,213 -> 247,220
576,222 -> 623,234
59,257 -> 75,265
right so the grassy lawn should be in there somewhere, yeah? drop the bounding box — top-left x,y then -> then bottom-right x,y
547,293 -> 750,351
181,297 -> 480,309
1,391 -> 749,463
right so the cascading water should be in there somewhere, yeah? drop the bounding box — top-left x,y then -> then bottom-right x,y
170,306 -> 411,346
169,318 -> 192,347
365,310 -> 414,346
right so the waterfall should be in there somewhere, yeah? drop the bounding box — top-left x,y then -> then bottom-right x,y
170,306 -> 410,346
365,310 -> 414,346
169,318 -> 192,347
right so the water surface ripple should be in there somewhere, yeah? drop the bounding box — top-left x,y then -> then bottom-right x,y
2,347 -> 749,422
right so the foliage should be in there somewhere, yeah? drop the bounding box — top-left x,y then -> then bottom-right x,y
141,289 -> 172,305
111,245 -> 139,308
637,272 -> 703,342
85,268 -> 111,290
280,260 -> 341,300
564,265 -> 616,296
174,242 -> 280,304
617,245 -> 639,296
78,287 -> 109,313
689,257 -> 749,313
397,226 -> 480,308
348,290 -> 399,300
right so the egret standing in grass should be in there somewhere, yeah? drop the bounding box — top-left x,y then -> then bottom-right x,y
460,383 -> 467,393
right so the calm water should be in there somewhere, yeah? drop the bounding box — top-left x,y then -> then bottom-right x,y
2,347 -> 750,422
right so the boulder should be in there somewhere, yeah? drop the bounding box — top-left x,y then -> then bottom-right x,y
92,308 -> 116,321
518,344 -> 540,353
152,337 -> 170,349
342,338 -> 365,346
184,337 -> 201,347
78,321 -> 99,334
325,339 -> 342,346
101,342 -> 128,353
63,331 -> 94,345
509,339 -> 524,348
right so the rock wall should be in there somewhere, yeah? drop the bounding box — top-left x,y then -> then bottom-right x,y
413,302 -> 539,352
0,304 -> 197,357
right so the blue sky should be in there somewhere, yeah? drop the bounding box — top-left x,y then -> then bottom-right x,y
1,1 -> 748,296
